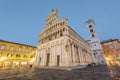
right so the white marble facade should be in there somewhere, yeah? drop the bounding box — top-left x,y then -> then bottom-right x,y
35,10 -> 93,67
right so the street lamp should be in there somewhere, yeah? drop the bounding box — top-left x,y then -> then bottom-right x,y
116,58 -> 120,66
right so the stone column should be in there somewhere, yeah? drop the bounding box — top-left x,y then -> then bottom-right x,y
49,46 -> 53,66
78,48 -> 81,63
81,50 -> 86,65
83,51 -> 86,65
54,45 -> 57,66
41,50 -> 44,66
76,46 -> 80,63
86,52 -> 88,64
39,51 -> 41,66
70,44 -> 73,63
51,45 -> 55,66
74,46 -> 77,63
61,43 -> 64,66
72,44 -> 75,63
80,50 -> 84,65
36,51 -> 40,66
43,50 -> 46,66
60,44 -> 62,66
88,52 -> 92,63
68,43 -> 72,65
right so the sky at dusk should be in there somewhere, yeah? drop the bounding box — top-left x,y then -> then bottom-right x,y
0,0 -> 120,46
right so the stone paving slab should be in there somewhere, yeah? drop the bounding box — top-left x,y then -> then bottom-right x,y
0,65 -> 118,80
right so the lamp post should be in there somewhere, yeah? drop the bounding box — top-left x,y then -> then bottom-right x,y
116,58 -> 120,65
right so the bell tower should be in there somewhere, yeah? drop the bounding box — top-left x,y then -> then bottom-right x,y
86,19 -> 106,65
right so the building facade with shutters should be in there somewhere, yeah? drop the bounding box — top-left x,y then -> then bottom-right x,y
0,40 -> 36,67
35,10 -> 93,67
101,39 -> 120,66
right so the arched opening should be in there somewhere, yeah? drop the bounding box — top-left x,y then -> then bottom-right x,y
46,53 -> 50,66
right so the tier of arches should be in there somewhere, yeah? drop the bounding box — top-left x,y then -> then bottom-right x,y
39,27 -> 68,44
46,20 -> 66,30
46,10 -> 58,25
40,20 -> 67,38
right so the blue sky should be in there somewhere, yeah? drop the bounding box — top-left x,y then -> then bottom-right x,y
0,0 -> 120,46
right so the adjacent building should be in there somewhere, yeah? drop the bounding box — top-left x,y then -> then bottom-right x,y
101,39 -> 120,66
35,10 -> 93,67
86,19 -> 106,65
0,40 -> 36,67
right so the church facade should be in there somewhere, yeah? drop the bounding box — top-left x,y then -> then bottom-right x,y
35,10 -> 93,67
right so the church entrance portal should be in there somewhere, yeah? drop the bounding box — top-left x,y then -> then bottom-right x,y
46,54 -> 50,66
57,55 -> 60,66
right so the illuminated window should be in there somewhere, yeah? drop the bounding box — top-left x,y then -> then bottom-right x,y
111,50 -> 114,52
0,45 -> 6,50
118,49 -> 120,52
110,45 -> 113,48
30,56 -> 33,58
0,53 -> 2,57
105,45 -> 108,48
113,43 -> 118,48
31,48 -> 34,52
23,55 -> 27,58
7,53 -> 13,57
25,48 -> 29,53
16,54 -> 21,58
18,47 -> 22,52
10,46 -> 14,51
108,42 -> 111,44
